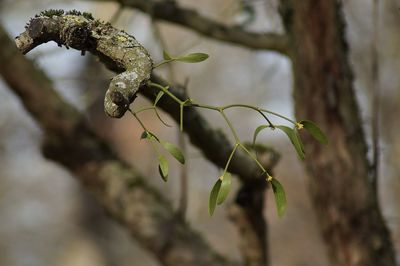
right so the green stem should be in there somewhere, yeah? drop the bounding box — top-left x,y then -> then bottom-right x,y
148,81 -> 183,105
188,102 -> 220,111
222,104 -> 295,125
153,59 -> 173,69
223,143 -> 239,174
261,109 -> 296,125
180,104 -> 184,131
239,143 -> 267,173
129,108 -> 148,131
220,110 -> 240,142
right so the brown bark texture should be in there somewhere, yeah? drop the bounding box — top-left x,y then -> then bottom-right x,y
279,1 -> 396,265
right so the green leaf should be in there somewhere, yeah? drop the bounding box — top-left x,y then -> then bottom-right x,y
276,125 -> 305,160
209,179 -> 222,216
163,50 -> 172,60
217,173 -> 232,205
300,120 -> 328,145
270,178 -> 286,218
160,140 -> 185,164
252,125 -> 269,148
176,53 -> 209,63
154,91 -> 164,106
158,155 -> 169,182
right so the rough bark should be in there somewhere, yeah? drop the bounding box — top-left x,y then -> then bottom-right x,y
0,24 -> 237,266
279,1 -> 396,265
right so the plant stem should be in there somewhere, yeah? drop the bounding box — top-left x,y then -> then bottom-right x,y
239,143 -> 267,173
220,110 -> 240,142
148,81 -> 183,105
260,109 -> 296,124
153,59 -> 173,69
180,104 -> 184,131
223,143 -> 239,174
188,102 -> 220,111
129,108 -> 148,131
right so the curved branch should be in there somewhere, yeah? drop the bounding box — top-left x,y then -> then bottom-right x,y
0,24 -> 237,266
94,0 -> 290,55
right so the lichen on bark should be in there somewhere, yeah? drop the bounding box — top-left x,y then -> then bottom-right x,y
15,9 -> 153,118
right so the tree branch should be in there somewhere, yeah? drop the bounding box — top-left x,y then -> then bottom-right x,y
0,23 -> 239,266
93,0 -> 290,55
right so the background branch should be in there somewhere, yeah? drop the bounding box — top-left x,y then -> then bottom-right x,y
93,0 -> 289,54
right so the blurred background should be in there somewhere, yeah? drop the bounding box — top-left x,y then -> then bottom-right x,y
0,0 -> 399,265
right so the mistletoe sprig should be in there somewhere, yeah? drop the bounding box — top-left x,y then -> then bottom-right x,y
130,51 -> 328,217
14,10 -> 326,217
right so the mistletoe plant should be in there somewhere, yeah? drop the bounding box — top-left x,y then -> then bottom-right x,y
15,9 -> 327,217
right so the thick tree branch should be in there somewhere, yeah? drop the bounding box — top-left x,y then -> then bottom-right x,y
94,0 -> 289,55
279,1 -> 396,265
0,24 -> 239,266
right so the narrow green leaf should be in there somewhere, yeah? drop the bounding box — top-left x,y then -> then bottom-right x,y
163,50 -> 172,60
276,125 -> 305,160
270,178 -> 286,218
158,155 -> 169,182
252,125 -> 269,148
300,120 -> 328,145
217,173 -> 232,205
154,91 -> 164,106
209,179 -> 222,216
160,140 -> 185,164
176,53 -> 209,63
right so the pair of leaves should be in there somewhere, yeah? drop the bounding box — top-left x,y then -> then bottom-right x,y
141,131 -> 185,181
277,120 -> 328,159
253,121 -> 327,160
209,172 -> 232,216
163,51 -> 209,63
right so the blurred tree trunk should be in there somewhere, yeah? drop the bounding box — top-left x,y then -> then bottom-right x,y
279,1 -> 396,265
